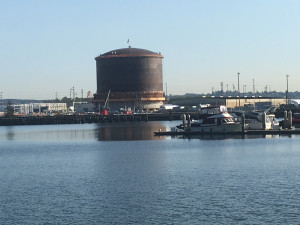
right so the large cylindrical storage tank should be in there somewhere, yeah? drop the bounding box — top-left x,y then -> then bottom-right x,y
93,47 -> 165,111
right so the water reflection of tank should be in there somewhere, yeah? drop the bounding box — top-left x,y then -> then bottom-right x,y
93,47 -> 165,111
97,122 -> 166,141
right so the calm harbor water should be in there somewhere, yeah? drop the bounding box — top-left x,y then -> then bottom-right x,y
1,121 -> 300,224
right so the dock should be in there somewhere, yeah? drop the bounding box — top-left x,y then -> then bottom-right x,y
154,128 -> 300,136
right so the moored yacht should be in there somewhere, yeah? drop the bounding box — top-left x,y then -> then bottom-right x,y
245,113 -> 280,130
176,112 -> 243,133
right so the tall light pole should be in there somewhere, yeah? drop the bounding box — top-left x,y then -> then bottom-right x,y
237,72 -> 240,108
253,79 -> 256,111
238,73 -> 240,93
286,74 -> 289,105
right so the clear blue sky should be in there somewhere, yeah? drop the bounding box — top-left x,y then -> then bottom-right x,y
1,0 -> 299,99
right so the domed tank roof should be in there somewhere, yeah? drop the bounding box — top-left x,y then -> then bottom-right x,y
95,47 -> 163,59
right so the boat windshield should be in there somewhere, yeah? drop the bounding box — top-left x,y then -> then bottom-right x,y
222,118 -> 234,123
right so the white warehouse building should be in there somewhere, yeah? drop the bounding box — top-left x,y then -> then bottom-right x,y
13,103 -> 67,115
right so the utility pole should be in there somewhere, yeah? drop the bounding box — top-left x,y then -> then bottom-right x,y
69,86 -> 75,100
73,87 -> 75,100
220,82 -> 224,95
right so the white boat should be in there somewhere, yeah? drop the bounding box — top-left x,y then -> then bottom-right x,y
176,112 -> 243,133
244,113 -> 280,130
231,106 -> 281,131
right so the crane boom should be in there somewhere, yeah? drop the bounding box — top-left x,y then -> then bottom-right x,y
104,90 -> 111,108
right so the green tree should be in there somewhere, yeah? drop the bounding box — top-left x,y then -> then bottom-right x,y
5,101 -> 14,118
60,96 -> 73,108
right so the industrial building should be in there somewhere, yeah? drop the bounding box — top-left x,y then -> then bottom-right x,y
168,96 -> 287,110
73,102 -> 96,114
12,103 -> 67,115
93,47 -> 165,111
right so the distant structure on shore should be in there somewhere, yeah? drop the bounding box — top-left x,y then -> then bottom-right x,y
93,47 -> 165,111
9,103 -> 67,115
